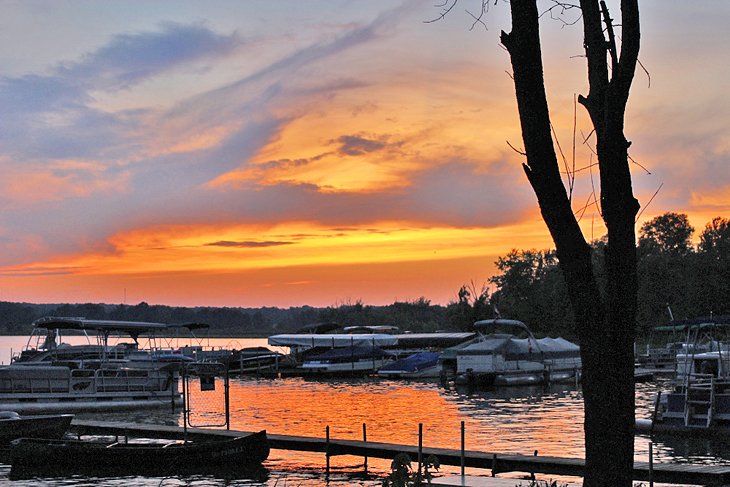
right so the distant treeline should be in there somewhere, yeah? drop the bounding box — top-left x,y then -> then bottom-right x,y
0,298 -> 455,337
1,212 -> 727,340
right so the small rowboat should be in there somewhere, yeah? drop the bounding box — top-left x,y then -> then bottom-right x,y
10,430 -> 269,475
0,411 -> 73,443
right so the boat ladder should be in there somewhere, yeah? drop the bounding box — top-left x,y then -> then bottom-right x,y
684,374 -> 715,427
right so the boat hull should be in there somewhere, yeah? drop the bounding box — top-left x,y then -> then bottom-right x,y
10,430 -> 270,473
0,413 -> 73,443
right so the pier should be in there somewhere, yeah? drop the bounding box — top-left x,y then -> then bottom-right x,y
71,419 -> 730,486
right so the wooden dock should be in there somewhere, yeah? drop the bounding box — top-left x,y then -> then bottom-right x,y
70,420 -> 730,486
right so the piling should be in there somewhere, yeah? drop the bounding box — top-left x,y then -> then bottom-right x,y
325,425 -> 330,477
363,423 -> 368,474
460,421 -> 465,476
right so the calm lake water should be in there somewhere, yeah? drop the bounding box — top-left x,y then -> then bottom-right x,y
1,336 -> 729,486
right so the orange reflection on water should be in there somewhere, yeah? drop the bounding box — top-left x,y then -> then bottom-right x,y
223,377 -> 465,446
187,375 -> 586,460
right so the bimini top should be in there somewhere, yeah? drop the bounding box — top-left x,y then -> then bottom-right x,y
473,319 -> 529,330
268,333 -> 399,348
32,317 -> 209,339
654,316 -> 730,333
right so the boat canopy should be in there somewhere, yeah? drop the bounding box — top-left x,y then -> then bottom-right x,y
654,317 -> 730,333
457,335 -> 579,358
32,317 -> 209,339
473,319 -> 531,332
268,333 -> 399,348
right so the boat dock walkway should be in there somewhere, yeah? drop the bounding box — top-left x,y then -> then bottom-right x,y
70,420 -> 730,486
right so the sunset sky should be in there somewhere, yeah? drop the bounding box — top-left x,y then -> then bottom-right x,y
0,1 -> 728,308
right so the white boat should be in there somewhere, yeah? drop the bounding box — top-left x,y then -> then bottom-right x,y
300,344 -> 394,375
649,316 -> 730,429
268,333 -> 397,375
451,319 -> 581,386
0,317 -> 194,413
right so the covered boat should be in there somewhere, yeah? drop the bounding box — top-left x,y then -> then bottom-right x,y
453,319 -> 581,386
377,351 -> 442,379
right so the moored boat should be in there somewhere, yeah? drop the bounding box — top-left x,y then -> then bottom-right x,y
451,319 -> 581,386
224,346 -> 292,375
300,344 -> 394,375
0,411 -> 73,443
0,317 -> 199,413
645,316 -> 730,431
377,351 -> 442,379
10,430 -> 269,474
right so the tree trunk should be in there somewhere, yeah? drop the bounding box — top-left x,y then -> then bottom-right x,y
500,1 -> 640,485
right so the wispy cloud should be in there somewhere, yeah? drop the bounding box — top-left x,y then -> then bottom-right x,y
205,240 -> 294,248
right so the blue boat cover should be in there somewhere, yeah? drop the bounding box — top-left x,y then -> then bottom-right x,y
379,351 -> 440,373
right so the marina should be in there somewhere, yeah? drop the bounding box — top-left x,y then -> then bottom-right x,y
2,333 -> 730,485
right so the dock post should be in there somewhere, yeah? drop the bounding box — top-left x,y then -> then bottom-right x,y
325,425 -> 330,477
225,367 -> 230,430
649,441 -> 654,487
491,453 -> 497,476
417,423 -> 423,483
530,450 -> 537,480
460,421 -> 465,477
363,423 -> 368,474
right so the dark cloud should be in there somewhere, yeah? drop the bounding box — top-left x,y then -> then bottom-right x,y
205,240 -> 294,248
336,135 -> 386,156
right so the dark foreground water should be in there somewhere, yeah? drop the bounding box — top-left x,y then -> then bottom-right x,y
2,338 -> 730,486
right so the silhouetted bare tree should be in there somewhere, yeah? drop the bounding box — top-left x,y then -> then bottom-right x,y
499,1 -> 640,485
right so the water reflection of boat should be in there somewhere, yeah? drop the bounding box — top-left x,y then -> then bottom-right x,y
0,317 -> 195,413
449,319 -> 581,387
9,430 -> 269,477
0,411 -> 73,443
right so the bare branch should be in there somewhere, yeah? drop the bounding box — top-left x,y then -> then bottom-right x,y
506,140 -> 526,156
550,122 -> 573,200
635,182 -> 663,223
628,154 -> 651,175
637,57 -> 651,88
424,0 -> 460,24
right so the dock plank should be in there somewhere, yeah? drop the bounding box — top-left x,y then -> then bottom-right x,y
70,420 -> 730,485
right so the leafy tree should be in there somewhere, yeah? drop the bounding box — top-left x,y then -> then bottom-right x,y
636,213 -> 695,331
698,217 -> 730,257
638,212 -> 694,257
500,1 -> 641,485
692,217 -> 730,316
445,282 -> 491,330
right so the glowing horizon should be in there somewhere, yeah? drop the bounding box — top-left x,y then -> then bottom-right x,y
0,2 -> 728,309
